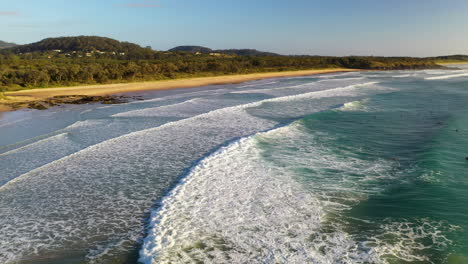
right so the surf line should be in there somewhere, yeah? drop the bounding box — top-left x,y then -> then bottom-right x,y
137,100 -> 359,262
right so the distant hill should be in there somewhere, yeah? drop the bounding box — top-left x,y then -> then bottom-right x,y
169,46 -> 213,54
0,40 -> 17,49
7,36 -> 149,53
170,45 -> 280,56
218,49 -> 279,56
433,55 -> 468,62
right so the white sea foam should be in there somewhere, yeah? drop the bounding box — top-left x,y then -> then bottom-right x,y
1,80 -> 382,192
0,102 -> 277,262
28,81 -> 382,183
392,74 -> 412,78
231,82 -> 313,94
425,72 -> 468,80
423,70 -> 455,75
317,72 -> 357,78
114,81 -> 382,120
0,76 -> 391,263
138,119 -> 409,263
113,98 -> 233,118
237,81 -> 279,88
140,119 -> 456,264
338,100 -> 369,112
232,80 -> 380,95
0,133 -> 83,187
283,72 -> 356,80
319,77 -> 365,82
365,219 -> 460,263
139,128 -> 364,264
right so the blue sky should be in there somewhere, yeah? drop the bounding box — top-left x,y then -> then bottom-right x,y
1,0 -> 467,56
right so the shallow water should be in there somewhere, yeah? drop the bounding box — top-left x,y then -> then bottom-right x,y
1,67 -> 468,263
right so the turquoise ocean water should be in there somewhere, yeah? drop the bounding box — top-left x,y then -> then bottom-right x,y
1,67 -> 468,263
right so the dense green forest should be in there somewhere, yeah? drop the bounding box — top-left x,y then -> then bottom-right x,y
0,36 -> 445,91
431,55 -> 468,63
6,36 -> 151,54
169,46 -> 280,56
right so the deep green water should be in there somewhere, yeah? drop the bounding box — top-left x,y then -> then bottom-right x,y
256,78 -> 468,263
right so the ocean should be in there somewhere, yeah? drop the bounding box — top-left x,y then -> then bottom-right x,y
1,66 -> 467,263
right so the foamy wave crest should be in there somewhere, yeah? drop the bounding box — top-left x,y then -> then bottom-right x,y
365,219 -> 460,263
318,77 -> 365,82
392,74 -> 412,78
283,72 -> 356,80
231,82 -> 315,94
338,100 -> 369,112
317,72 -> 357,78
423,70 -> 456,75
0,102 -> 278,263
0,133 -> 83,187
140,112 -> 456,263
233,81 -> 381,96
425,72 -> 468,80
139,128 -> 366,264
237,81 -> 279,88
113,98 -> 204,118
139,120 -> 399,263
0,77 -> 389,263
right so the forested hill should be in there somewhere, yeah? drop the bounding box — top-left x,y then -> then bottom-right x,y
169,46 -> 213,54
431,55 -> 468,63
219,49 -> 279,56
4,36 -> 151,54
0,40 -> 17,49
169,46 -> 280,56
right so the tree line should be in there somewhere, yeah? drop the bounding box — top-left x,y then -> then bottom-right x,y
0,52 -> 441,91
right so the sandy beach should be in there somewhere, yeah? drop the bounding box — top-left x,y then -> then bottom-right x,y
0,68 -> 357,112
437,62 -> 468,65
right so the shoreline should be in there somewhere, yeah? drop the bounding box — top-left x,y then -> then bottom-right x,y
0,68 -> 358,112
437,62 -> 468,65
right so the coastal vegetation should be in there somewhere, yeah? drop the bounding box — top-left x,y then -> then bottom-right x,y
0,40 -> 17,49
0,36 -> 446,91
169,45 -> 280,56
431,55 -> 468,64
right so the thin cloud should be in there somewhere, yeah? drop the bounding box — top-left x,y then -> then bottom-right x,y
0,11 -> 19,16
